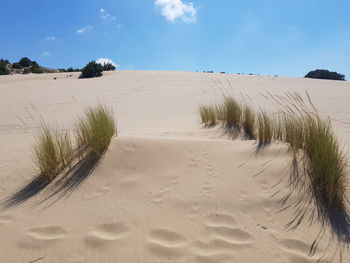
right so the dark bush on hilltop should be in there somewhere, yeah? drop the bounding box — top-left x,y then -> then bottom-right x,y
19,57 -> 32,67
80,61 -> 103,79
12,63 -> 23,69
102,62 -> 116,71
305,69 -> 345,81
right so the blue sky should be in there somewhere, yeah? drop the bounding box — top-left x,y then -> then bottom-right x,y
1,0 -> 350,78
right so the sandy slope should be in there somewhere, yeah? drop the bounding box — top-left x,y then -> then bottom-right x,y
1,71 -> 350,262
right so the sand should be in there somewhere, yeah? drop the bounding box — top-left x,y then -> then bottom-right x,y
0,71 -> 350,262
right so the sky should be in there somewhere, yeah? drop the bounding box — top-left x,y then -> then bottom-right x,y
1,0 -> 350,78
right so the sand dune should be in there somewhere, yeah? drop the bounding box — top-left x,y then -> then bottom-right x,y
1,71 -> 350,262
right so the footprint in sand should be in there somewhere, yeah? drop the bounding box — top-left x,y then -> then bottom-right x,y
147,228 -> 188,259
192,213 -> 253,255
84,223 -> 130,248
18,226 -> 67,249
0,214 -> 15,224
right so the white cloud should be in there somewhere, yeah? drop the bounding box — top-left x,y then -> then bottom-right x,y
96,58 -> 119,68
100,8 -> 116,21
76,25 -> 93,35
45,36 -> 57,41
154,0 -> 197,23
42,51 -> 51,57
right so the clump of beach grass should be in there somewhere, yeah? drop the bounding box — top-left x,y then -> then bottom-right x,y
222,96 -> 242,131
303,115 -> 347,210
257,111 -> 273,147
199,104 -> 218,127
75,104 -> 116,159
283,115 -> 305,158
33,126 -> 74,181
242,104 -> 256,140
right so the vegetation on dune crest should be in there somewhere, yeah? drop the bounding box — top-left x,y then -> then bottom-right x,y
80,61 -> 104,79
305,69 -> 345,81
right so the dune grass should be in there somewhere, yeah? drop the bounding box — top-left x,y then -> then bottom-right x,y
242,104 -> 256,140
257,111 -> 273,146
75,104 -> 116,159
222,96 -> 242,131
33,126 -> 74,181
199,104 -> 218,127
199,91 -> 349,212
283,115 -> 305,158
303,115 -> 347,210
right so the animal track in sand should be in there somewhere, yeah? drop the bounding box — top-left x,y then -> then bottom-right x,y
199,182 -> 213,198
206,164 -> 217,177
0,214 -> 15,224
147,228 -> 188,259
84,223 -> 130,248
188,157 -> 199,171
18,225 -> 67,249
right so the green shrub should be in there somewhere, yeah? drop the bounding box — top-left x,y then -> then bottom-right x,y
102,62 -> 116,71
19,57 -> 32,67
0,65 -> 9,75
80,61 -> 103,79
305,69 -> 345,81
12,63 -> 23,69
23,68 -> 30,74
30,65 -> 44,74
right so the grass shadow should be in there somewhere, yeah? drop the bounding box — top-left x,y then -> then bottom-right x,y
1,153 -> 103,210
1,175 -> 50,210
275,158 -> 350,259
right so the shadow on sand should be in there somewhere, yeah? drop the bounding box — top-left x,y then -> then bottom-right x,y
1,154 -> 103,211
273,157 -> 350,260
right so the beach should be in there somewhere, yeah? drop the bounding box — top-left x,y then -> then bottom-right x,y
1,70 -> 350,262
